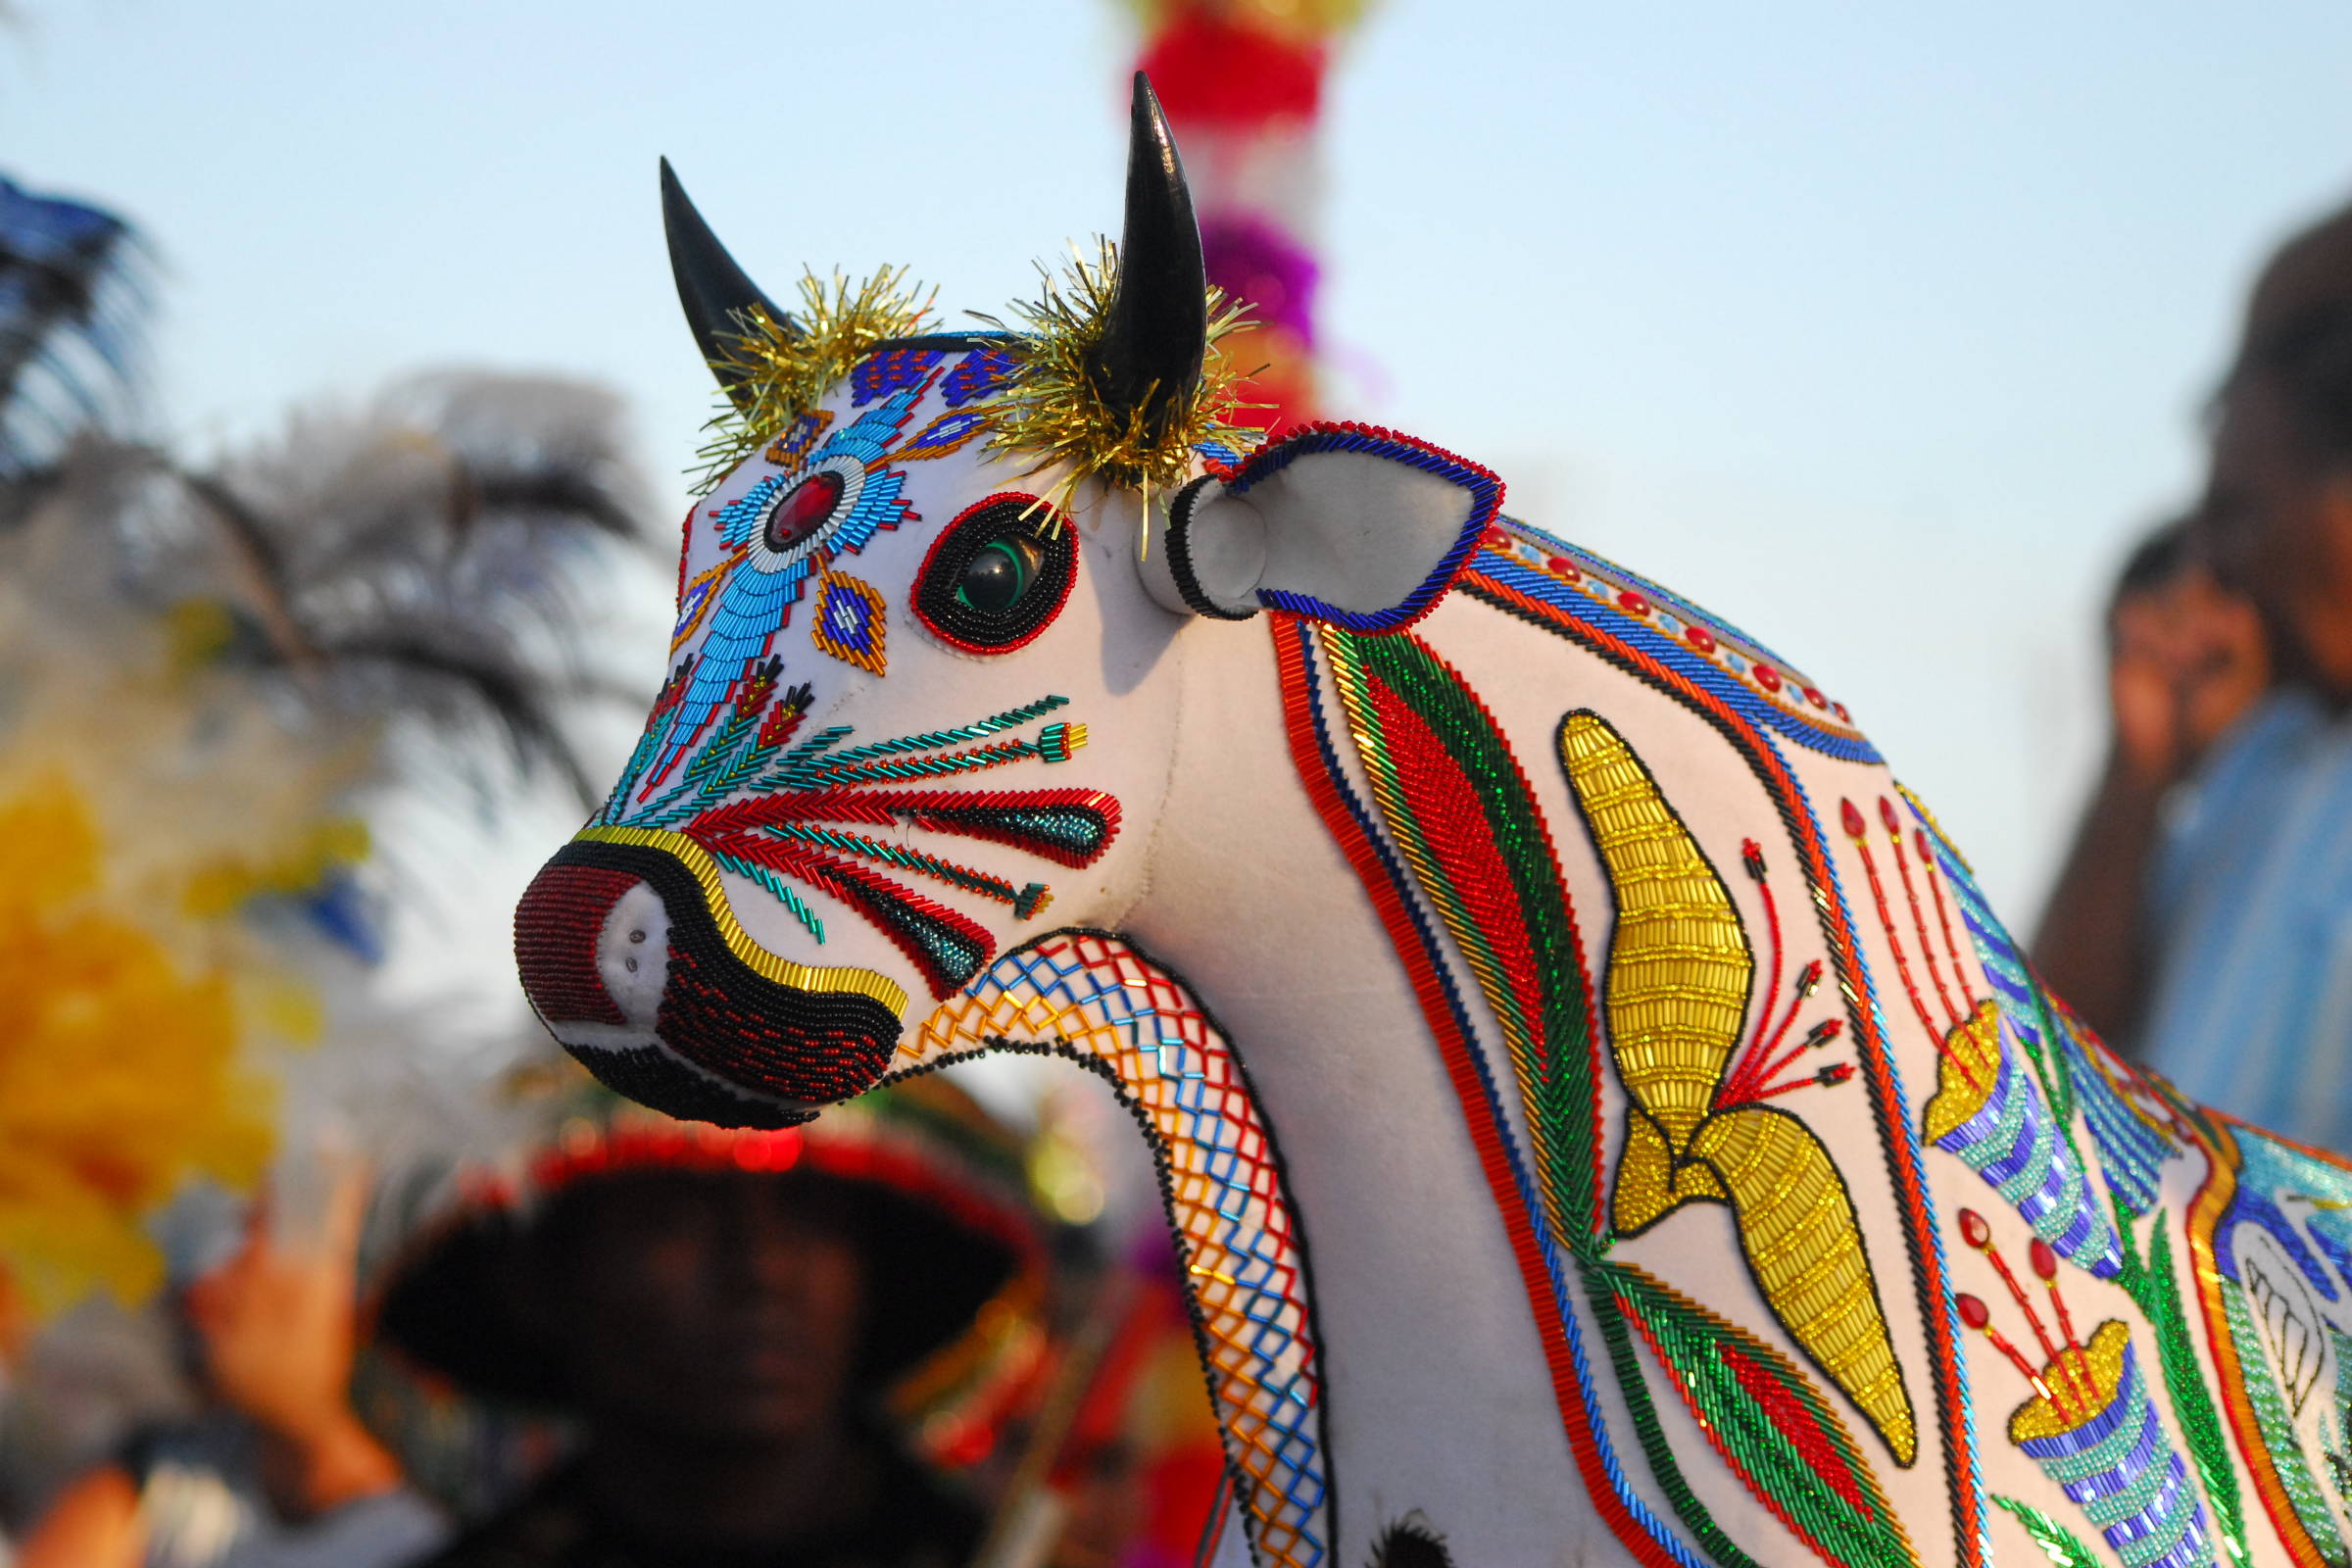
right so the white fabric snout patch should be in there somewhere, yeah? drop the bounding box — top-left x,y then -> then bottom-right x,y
595,882 -> 670,1029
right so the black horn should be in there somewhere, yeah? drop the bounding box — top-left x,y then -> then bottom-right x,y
660,158 -> 797,409
1089,73 -> 1208,443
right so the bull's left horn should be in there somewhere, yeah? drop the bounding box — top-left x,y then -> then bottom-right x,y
1087,73 -> 1208,448
659,157 -> 797,410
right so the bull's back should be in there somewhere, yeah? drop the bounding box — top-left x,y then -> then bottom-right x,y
1295,515 -> 2352,1567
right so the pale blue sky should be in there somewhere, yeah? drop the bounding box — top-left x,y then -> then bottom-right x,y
9,0 -> 2352,923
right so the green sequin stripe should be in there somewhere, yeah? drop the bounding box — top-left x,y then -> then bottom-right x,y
682,706 -> 762,782
710,850 -> 826,942
1992,1495 -> 2106,1568
2220,1275 -> 2351,1562
1583,1268 -> 1766,1568
810,694 -> 1068,765
760,821 -> 1031,907
1321,627 -> 1604,1245
764,733 -> 1068,790
2031,987 -> 2080,1130
601,719 -> 668,823
2325,1329 -> 2352,1506
1599,1260 -> 1921,1568
2113,1200 -> 2249,1564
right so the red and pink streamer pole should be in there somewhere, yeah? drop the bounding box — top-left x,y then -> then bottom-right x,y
1127,0 -> 1371,429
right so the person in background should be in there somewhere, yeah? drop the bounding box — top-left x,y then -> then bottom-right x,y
13,1163 -> 449,1568
2033,515 -> 2271,1039
2036,198 -> 2352,1149
374,1077 -> 1049,1568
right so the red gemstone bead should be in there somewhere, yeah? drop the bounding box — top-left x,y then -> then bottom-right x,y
1545,555 -> 1582,581
1752,663 -> 1782,691
1833,702 -> 1852,722
1802,687 -> 1826,708
2031,1238 -> 2059,1281
1617,590 -> 1650,615
1915,830 -> 1934,866
1484,526 -> 1514,550
765,469 -> 844,551
1686,625 -> 1716,654
1956,1293 -> 1989,1329
1879,797 -> 1902,835
1958,1208 -> 1990,1250
1839,799 -> 1867,839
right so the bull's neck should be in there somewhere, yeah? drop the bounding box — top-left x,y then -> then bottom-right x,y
1122,616 -> 1610,1566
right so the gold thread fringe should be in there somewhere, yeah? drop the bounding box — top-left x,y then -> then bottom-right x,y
692,268 -> 938,487
971,238 -> 1262,522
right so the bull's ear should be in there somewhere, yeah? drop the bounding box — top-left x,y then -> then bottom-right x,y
1139,423 -> 1502,632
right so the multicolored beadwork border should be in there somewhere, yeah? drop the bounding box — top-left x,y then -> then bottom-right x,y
896,929 -> 1332,1568
1472,521 -> 1880,764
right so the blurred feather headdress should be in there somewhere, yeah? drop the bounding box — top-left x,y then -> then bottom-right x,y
0,368 -> 662,1321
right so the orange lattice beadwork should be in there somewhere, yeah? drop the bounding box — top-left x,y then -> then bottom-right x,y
898,930 -> 1328,1568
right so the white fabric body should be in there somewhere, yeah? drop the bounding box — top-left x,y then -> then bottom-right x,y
549,351 -> 2344,1568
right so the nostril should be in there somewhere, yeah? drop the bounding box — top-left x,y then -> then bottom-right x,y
596,884 -> 670,1023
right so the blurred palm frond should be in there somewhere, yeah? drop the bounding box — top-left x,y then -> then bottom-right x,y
0,172 -> 147,483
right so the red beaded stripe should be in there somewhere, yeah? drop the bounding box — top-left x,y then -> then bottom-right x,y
514,861 -> 638,1025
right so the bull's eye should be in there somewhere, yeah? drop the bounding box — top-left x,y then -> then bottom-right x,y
914,493 -> 1077,654
957,536 -> 1044,613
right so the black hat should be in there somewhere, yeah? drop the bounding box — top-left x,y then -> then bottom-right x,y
373,1073 -> 1049,1463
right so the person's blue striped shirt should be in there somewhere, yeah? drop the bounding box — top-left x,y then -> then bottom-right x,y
2140,690 -> 2352,1145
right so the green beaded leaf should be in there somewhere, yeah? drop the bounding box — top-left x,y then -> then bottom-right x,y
1324,629 -> 1606,1248
2112,1200 -> 2247,1563
1599,1260 -> 1921,1568
1584,1270 -> 1764,1568
1993,1495 -> 2105,1568
2221,1274 -> 2352,1563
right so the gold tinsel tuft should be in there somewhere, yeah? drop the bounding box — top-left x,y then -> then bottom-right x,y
693,267 -> 938,486
688,247 -> 1259,525
975,238 -> 1259,521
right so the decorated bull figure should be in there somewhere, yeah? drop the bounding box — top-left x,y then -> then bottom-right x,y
513,74 -> 2352,1568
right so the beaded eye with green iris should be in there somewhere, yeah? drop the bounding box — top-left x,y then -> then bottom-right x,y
915,494 -> 1077,654
956,536 -> 1047,614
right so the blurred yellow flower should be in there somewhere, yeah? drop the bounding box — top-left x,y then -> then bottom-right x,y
0,780 -> 275,1315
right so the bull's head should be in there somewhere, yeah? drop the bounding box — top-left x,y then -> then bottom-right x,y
515,75 -> 1500,1128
